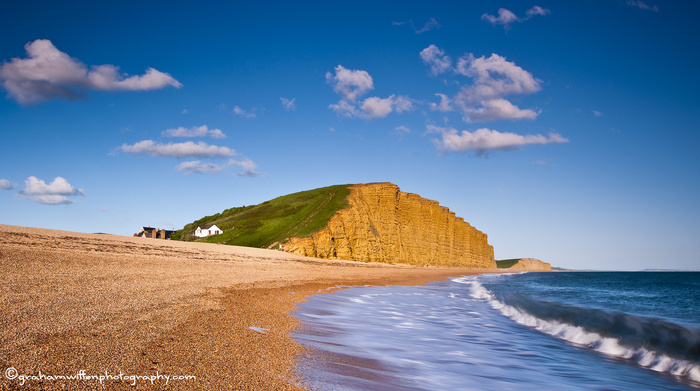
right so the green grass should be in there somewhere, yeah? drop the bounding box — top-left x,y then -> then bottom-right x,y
173,184 -> 353,248
495,259 -> 521,269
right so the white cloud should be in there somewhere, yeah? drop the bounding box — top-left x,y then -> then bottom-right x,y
395,125 -> 411,134
462,98 -> 540,122
0,39 -> 181,104
280,97 -> 296,111
428,125 -> 568,154
327,65 -> 411,120
416,18 -> 441,33
361,96 -> 395,119
329,99 -> 360,118
119,140 -> 235,158
526,6 -> 550,17
162,125 -> 226,139
420,44 -> 453,76
176,158 -> 257,176
454,52 -> 541,121
177,160 -> 226,175
0,179 -> 11,190
482,6 -> 550,29
326,65 -> 374,102
456,53 -> 540,95
393,95 -> 413,113
229,158 -> 257,171
626,1 -> 659,12
430,93 -> 452,112
392,18 -> 441,34
235,170 -> 259,177
419,46 -> 541,121
233,106 -> 257,118
481,8 -> 519,28
229,158 -> 258,177
332,94 -> 412,119
593,110 -> 603,117
175,157 -> 258,175
19,176 -> 85,204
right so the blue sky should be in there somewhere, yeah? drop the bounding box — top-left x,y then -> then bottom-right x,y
1,0 -> 698,271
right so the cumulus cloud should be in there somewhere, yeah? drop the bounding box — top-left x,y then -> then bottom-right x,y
419,46 -> 541,121
19,176 -> 85,204
428,125 -> 568,155
454,52 -> 541,121
119,140 -> 257,176
326,65 -> 374,102
0,39 -> 181,104
482,8 -> 519,28
332,94 -> 413,119
177,158 -> 258,176
420,44 -> 452,76
0,179 -> 11,190
329,99 -> 360,118
461,98 -> 539,121
626,1 -> 659,12
119,140 -> 235,158
361,96 -> 394,119
233,106 -> 258,118
280,97 -> 296,111
327,65 -> 412,120
430,93 -> 452,112
393,95 -> 413,113
162,125 -> 225,138
482,6 -> 550,29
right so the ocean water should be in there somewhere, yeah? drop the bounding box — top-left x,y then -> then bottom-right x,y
293,272 -> 700,390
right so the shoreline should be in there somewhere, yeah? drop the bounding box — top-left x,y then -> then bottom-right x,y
0,224 -> 491,390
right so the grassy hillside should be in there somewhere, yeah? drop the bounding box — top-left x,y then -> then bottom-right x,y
495,259 -> 521,268
173,184 -> 353,248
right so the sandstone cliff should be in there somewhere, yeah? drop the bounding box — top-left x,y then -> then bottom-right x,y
503,258 -> 551,271
284,183 -> 496,268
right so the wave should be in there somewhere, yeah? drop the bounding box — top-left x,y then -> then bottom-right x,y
455,276 -> 700,386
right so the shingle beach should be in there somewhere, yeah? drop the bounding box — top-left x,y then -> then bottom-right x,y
0,225 -> 484,390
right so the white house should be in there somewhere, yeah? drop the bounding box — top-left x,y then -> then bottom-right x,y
195,223 -> 223,238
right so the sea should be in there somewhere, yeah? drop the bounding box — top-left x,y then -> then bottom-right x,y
293,272 -> 700,390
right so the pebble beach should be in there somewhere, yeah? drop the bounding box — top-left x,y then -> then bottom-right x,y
0,224 -> 485,390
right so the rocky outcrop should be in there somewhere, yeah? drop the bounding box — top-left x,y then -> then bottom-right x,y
504,258 -> 551,271
284,183 -> 496,268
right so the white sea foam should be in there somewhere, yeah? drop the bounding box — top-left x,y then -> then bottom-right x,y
456,276 -> 700,385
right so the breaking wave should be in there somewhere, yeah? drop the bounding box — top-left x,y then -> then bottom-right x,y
455,276 -> 700,386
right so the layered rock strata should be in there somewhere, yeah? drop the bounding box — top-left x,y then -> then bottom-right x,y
503,258 -> 552,271
284,183 -> 496,268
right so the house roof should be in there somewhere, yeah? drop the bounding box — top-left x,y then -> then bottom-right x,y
199,223 -> 217,229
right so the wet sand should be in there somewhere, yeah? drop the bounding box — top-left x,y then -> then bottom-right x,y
0,224 -> 489,390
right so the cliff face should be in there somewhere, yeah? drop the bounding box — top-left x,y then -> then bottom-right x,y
504,258 -> 551,271
284,183 -> 496,268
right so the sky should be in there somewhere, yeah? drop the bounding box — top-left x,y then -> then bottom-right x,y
1,0 -> 698,271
